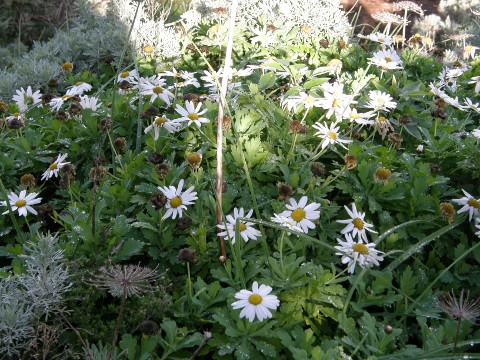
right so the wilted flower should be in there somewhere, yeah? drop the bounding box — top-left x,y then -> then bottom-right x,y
177,247 -> 197,264
277,182 -> 293,201
374,167 -> 392,184
344,154 -> 357,170
440,202 -> 456,224
19,174 -> 36,188
187,152 -> 203,170
61,62 -> 73,73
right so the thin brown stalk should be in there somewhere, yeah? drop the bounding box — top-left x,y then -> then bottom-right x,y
216,0 -> 238,263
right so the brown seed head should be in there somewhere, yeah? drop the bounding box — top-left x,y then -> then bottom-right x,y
374,167 -> 391,184
344,154 -> 357,170
440,202 -> 456,223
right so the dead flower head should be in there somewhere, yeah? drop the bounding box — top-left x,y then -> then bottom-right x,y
439,289 -> 480,323
88,264 -> 159,298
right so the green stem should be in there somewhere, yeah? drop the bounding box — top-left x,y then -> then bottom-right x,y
187,262 -> 193,299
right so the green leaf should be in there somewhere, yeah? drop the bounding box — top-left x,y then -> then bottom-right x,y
259,72 -> 277,90
119,334 -> 137,360
113,239 -> 144,262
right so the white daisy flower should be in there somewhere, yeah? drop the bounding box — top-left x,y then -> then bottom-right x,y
270,214 -> 304,233
250,25 -> 278,47
157,179 -> 197,220
79,95 -> 101,111
201,69 -> 224,88
312,122 -> 352,150
452,189 -> 480,221
336,203 -> 377,242
144,115 -> 182,140
345,107 -> 375,125
472,129 -> 480,139
217,207 -> 261,244
175,101 -> 209,127
464,98 -> 480,113
359,32 -> 393,46
138,76 -> 174,105
335,233 -> 384,274
49,94 -> 71,112
12,86 -> 42,112
1,190 -> 42,217
279,196 -> 321,233
369,48 -> 403,70
444,95 -> 467,111
41,154 -> 70,181
67,82 -> 92,96
468,76 -> 480,93
366,91 -> 397,112
117,69 -> 139,84
231,281 -> 280,322
281,92 -> 322,112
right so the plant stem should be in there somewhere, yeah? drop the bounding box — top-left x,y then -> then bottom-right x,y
453,318 -> 461,353
109,287 -> 127,360
215,0 -> 238,262
187,261 -> 193,299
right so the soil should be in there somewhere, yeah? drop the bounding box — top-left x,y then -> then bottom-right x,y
339,0 -> 441,34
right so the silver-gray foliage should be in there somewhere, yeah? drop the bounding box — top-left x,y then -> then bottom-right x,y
191,0 -> 351,39
0,233 -> 71,357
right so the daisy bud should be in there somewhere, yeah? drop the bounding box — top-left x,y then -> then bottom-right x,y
141,106 -> 159,119
388,132 -> 403,149
137,320 -> 159,335
177,216 -> 192,230
178,247 -> 197,264
150,194 -> 167,209
384,325 -> 393,334
311,163 -> 326,177
184,93 -> 199,103
289,120 -> 303,134
343,154 -> 357,170
416,144 -> 424,153
69,102 -> 83,116
47,79 -> 58,88
148,152 -> 165,164
398,114 -> 412,125
41,93 -> 55,104
440,202 -> 456,224
155,164 -> 170,180
218,255 -> 227,264
20,174 -> 36,188
114,137 -> 127,154
277,182 -> 293,201
55,111 -> 69,122
98,118 -> 112,131
187,152 -> 203,170
319,38 -> 329,48
374,167 -> 391,184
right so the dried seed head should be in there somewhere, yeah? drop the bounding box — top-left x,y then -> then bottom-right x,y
440,202 -> 456,223
277,182 -> 293,201
20,173 -> 36,188
398,114 -> 412,125
118,80 -> 134,90
42,93 -> 55,104
184,93 -> 199,103
439,289 -> 480,322
393,1 -> 424,15
374,167 -> 392,184
429,163 -> 441,173
215,115 -> 232,132
138,320 -> 159,335
98,118 -> 112,131
344,154 -> 357,170
388,132 -> 403,149
319,38 -> 329,48
88,165 -> 107,181
47,79 -> 58,88
69,102 -> 83,116
372,12 -> 404,25
88,264 -> 159,298
178,247 -> 197,264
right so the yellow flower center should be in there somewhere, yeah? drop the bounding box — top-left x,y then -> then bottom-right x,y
332,99 -> 341,108
305,96 -> 315,103
155,117 -> 167,125
352,243 -> 369,255
120,72 -> 129,78
328,131 -> 337,140
61,62 -> 73,71
62,94 -> 70,100
379,38 -> 385,43
75,82 -> 83,86
49,163 -> 58,170
378,98 -> 386,104
188,113 -> 199,121
352,218 -> 364,230
187,153 -> 202,165
13,112 -> 20,117
248,294 -> 263,305
15,200 -> 27,208
385,57 -> 392,62
468,198 -> 480,209
143,45 -> 154,53
170,196 -> 182,208
153,86 -> 164,94
375,167 -> 391,181
291,208 -> 306,222
350,112 -> 360,119
234,222 -> 247,232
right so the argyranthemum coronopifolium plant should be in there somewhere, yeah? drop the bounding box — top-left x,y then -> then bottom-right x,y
1,190 -> 42,217
217,207 -> 261,244
335,234 -> 384,274
157,179 -> 198,220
